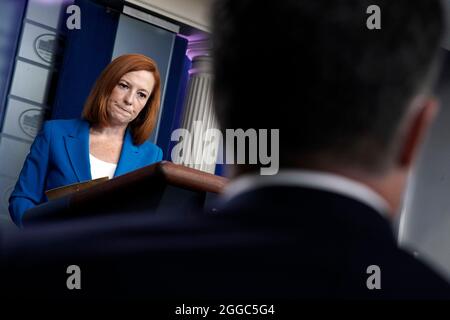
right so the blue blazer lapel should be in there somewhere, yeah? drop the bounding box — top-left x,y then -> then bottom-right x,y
114,127 -> 140,177
64,120 -> 91,182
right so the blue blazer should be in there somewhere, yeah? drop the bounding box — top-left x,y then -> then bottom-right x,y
9,118 -> 163,226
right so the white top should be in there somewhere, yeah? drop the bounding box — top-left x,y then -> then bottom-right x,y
89,154 -> 117,180
221,169 -> 390,217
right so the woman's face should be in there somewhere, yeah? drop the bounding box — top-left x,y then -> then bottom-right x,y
106,70 -> 155,127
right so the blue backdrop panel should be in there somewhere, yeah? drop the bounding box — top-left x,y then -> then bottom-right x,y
0,0 -> 28,130
51,0 -> 119,120
156,36 -> 191,160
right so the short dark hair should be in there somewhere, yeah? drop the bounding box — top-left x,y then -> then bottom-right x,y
212,0 -> 444,172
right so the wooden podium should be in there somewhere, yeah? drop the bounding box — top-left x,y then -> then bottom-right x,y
23,161 -> 229,227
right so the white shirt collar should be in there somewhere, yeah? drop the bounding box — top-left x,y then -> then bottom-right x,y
221,169 -> 391,217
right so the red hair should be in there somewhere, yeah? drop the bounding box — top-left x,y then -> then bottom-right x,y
82,54 -> 161,145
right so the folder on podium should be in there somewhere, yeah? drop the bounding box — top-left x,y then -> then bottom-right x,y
23,161 -> 229,227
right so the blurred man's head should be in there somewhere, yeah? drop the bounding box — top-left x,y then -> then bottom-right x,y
212,0 -> 444,215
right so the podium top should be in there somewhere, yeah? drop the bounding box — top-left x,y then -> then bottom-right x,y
23,161 -> 229,226
71,160 -> 229,204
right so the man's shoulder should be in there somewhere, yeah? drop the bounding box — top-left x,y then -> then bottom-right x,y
389,247 -> 450,295
217,184 -> 382,219
346,245 -> 450,299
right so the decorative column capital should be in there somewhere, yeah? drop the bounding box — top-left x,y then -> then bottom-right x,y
189,55 -> 212,76
186,38 -> 212,61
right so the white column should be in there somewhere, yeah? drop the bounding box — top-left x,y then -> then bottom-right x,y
178,39 -> 219,174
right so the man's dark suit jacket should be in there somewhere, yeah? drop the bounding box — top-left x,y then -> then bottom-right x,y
2,185 -> 450,300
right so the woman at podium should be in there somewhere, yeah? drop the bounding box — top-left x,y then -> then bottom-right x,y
8,54 -> 163,227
